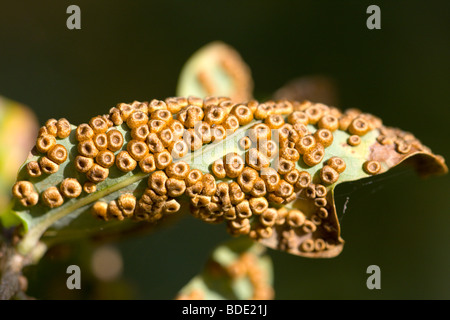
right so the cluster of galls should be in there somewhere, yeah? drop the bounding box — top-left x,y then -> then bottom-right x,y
13,118 -> 74,207
12,96 -> 401,254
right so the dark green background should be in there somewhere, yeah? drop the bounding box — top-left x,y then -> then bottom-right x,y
1,1 -> 449,299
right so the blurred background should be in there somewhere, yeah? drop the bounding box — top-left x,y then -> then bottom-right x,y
0,0 -> 449,299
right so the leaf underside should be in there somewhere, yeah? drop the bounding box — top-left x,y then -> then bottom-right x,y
10,99 -> 447,259
176,237 -> 273,300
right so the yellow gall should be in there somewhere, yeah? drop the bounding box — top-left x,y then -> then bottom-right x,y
56,118 -> 71,138
302,220 -> 317,233
223,153 -> 245,178
127,140 -> 149,161
229,182 -> 245,205
318,115 -> 339,132
315,184 -> 327,198
194,122 -> 212,144
286,209 -> 305,228
264,114 -> 284,129
235,200 -> 252,219
188,96 -> 204,107
93,133 -> 108,151
154,150 -> 172,170
26,161 -> 42,178
250,177 -> 267,197
280,147 -> 300,162
36,134 -> 57,153
169,120 -> 185,140
327,156 -> 346,173
39,156 -> 59,174
126,111 -> 148,129
107,200 -> 124,221
185,169 -> 203,187
317,207 -> 329,219
45,119 -> 58,136
302,144 -> 325,167
237,167 -> 258,193
239,136 -> 252,151
159,128 -> 175,147
253,103 -> 273,120
148,171 -> 168,195
224,115 -> 240,133
300,239 -> 315,253
47,144 -> 68,164
89,116 -> 109,134
314,129 -> 333,148
106,129 -> 124,152
139,154 -> 156,174
83,181 -> 97,194
305,105 -> 323,124
260,167 -> 280,193
201,174 -> 217,196
274,180 -> 294,198
164,199 -> 181,214
166,178 -> 186,198
348,117 -> 370,136
211,125 -> 227,142
249,197 -> 269,215
314,198 -> 327,207
292,123 -> 309,138
165,97 -> 186,114
110,108 -> 123,126
86,164 -> 109,183
96,150 -> 115,168
210,159 -> 225,179
118,193 -> 136,218
248,123 -> 271,143
60,178 -> 82,198
246,148 -> 270,171
20,192 -> 39,207
276,158 -> 295,175
183,129 -> 203,151
320,165 -> 340,185
12,181 -> 34,199
74,155 -> 94,173
92,201 -> 108,220
42,187 -> 64,208
295,135 -> 316,155
169,140 -> 189,159
147,133 -> 165,154
148,99 -> 167,113
260,208 -> 278,227
284,168 -> 300,185
259,140 -> 278,159
178,105 -> 204,128
288,111 -> 309,125
204,105 -> 227,125
77,140 -> 99,158
131,124 -> 150,141
348,135 -> 361,146
151,109 -> 173,123
231,104 -> 254,125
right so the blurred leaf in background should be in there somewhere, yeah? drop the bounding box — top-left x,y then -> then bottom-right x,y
0,96 -> 38,226
1,1 -> 449,300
